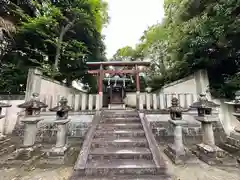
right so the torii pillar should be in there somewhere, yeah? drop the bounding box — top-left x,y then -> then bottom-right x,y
135,64 -> 140,110
98,64 -> 103,108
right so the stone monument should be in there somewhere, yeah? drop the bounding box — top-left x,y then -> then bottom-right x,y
43,96 -> 72,164
7,93 -> 47,164
0,101 -> 11,140
164,96 -> 195,164
191,93 -> 238,166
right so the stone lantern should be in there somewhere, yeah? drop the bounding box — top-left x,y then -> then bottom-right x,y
190,93 -> 219,147
168,97 -> 188,120
190,93 -> 237,166
18,93 -> 48,147
225,90 -> 240,133
48,97 -> 72,157
7,93 -> 47,162
0,101 -> 11,139
164,97 -> 194,164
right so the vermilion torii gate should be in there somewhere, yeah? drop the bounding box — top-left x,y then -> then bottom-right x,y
86,61 -> 150,109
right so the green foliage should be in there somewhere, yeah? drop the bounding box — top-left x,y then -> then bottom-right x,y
0,0 -> 109,93
122,0 -> 240,98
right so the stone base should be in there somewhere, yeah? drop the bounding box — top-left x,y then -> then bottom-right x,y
40,145 -> 70,165
0,144 -> 43,167
193,143 -> 238,167
164,144 -> 197,165
108,104 -> 126,109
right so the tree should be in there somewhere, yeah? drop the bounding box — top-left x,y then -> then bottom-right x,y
122,0 -> 240,98
0,0 -> 109,93
113,46 -> 137,61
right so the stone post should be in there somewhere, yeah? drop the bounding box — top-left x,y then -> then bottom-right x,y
190,93 -> 238,166
164,97 -> 194,164
48,97 -> 72,158
81,93 -> 87,110
139,94 -> 143,110
0,102 -> 11,139
88,94 -> 93,110
153,94 -> 157,110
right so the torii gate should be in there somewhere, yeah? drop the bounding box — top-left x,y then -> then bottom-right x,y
86,61 -> 150,109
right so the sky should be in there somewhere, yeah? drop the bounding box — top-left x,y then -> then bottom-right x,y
102,0 -> 165,59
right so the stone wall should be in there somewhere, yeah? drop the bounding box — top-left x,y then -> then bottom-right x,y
156,69 -> 239,137
0,95 -> 25,135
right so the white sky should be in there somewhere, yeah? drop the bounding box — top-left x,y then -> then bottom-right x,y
102,0 -> 164,59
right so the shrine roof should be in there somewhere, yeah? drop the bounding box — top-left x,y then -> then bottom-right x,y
86,61 -> 150,67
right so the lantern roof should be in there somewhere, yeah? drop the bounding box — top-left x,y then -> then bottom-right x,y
49,97 -> 72,112
0,102 -> 11,108
167,97 -> 188,113
190,93 -> 219,109
18,93 -> 47,109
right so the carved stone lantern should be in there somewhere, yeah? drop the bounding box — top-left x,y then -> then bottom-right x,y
0,101 -> 11,139
190,93 -> 219,147
18,93 -> 48,118
49,97 -> 72,120
188,93 -> 237,166
190,93 -> 219,117
164,97 -> 195,164
167,97 -> 188,120
48,97 -> 72,156
18,93 -> 48,147
225,90 -> 240,133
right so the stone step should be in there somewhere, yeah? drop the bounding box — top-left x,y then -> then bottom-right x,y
88,147 -> 152,160
0,145 -> 16,157
70,175 -> 170,180
91,137 -> 148,148
95,130 -> 145,138
0,138 -> 10,146
83,159 -> 166,176
97,123 -> 142,130
220,143 -> 240,155
103,114 -> 139,118
101,118 -> 140,124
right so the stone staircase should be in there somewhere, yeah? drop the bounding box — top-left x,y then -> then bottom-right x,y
70,110 -> 170,180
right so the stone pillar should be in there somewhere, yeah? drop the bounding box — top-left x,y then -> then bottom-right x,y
159,93 -> 165,109
81,93 -> 87,110
146,93 -> 151,110
139,94 -> 143,110
153,94 -> 157,110
51,119 -> 70,154
95,94 -> 100,110
74,94 -> 80,111
0,102 -> 11,139
190,93 -> 237,166
88,94 -> 93,110
22,117 -> 42,147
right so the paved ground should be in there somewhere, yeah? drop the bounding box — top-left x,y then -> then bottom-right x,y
1,160 -> 239,180
0,147 -> 240,180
